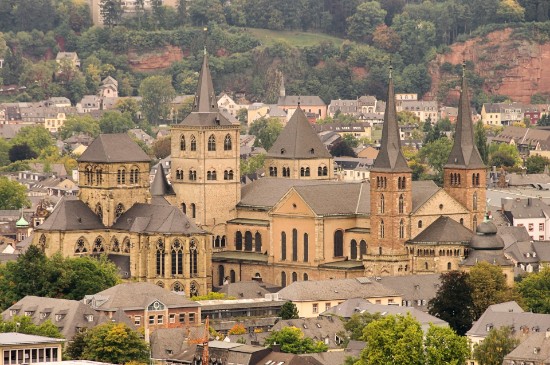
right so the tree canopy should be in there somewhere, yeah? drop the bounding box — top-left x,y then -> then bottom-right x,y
249,118 -> 283,151
0,315 -> 63,338
0,177 -> 30,209
516,267 -> 550,314
473,326 -> 519,365
139,75 -> 176,125
265,327 -> 328,354
279,301 -> 299,320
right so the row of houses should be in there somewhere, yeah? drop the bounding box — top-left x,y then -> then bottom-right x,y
481,102 -> 550,126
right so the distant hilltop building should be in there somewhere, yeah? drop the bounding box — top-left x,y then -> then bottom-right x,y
88,0 -> 179,26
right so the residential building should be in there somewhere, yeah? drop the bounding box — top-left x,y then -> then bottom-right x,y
502,197 -> 550,240
197,296 -> 284,322
334,157 -> 373,182
98,76 -> 118,98
398,100 -> 438,123
278,95 -> 327,120
88,0 -> 178,25
55,52 -> 80,68
270,316 -> 346,349
503,331 -> 550,365
493,126 -> 550,154
481,102 -> 524,126
77,95 -> 101,113
0,333 -> 64,365
246,103 -> 286,126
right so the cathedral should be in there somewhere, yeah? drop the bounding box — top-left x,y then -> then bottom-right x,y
34,54 -> 490,293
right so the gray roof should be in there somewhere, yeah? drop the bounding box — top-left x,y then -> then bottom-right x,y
0,332 -> 65,345
150,164 -> 175,196
150,327 -> 201,362
371,74 -> 411,173
366,274 -> 441,306
34,197 -> 104,232
445,74 -> 485,170
78,133 -> 151,163
2,296 -> 109,340
411,180 -> 440,212
278,95 -> 326,107
504,332 -> 550,363
112,203 -> 205,235
460,249 -> 514,267
502,197 -> 550,219
215,281 -> 274,299
408,216 -> 473,244
278,277 -> 399,302
467,301 -> 550,338
293,182 -> 370,215
271,316 -> 345,349
84,282 -> 199,311
267,108 -> 331,159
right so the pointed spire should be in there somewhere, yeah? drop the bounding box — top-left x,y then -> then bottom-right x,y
445,65 -> 485,169
193,52 -> 218,113
372,66 -> 410,172
151,164 -> 175,196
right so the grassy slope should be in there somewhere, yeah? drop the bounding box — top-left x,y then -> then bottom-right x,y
246,28 -> 346,47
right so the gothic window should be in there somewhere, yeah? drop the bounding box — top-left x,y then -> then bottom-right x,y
400,176 -> 406,189
255,232 -> 262,252
350,239 -> 358,260
230,269 -> 236,283
303,273 -> 309,281
190,281 -> 199,297
180,135 -> 186,151
221,236 -> 226,247
38,234 -> 46,252
360,240 -> 367,257
189,240 -> 198,277
292,229 -> 298,261
191,203 -> 196,218
189,169 -> 197,181
117,168 -> 126,184
281,272 -> 287,287
334,230 -> 344,257
172,282 -> 184,292
318,166 -> 323,176
269,166 -> 277,177
75,238 -> 87,253
244,231 -> 253,251
95,204 -> 103,221
122,238 -> 131,253
156,239 -> 165,276
380,220 -> 385,238
130,168 -> 139,184
476,173 -> 480,186
473,191 -> 478,210
214,236 -> 220,248
224,134 -> 232,150
208,134 -> 216,151
115,203 -> 124,220
171,239 -> 183,276
399,194 -> 404,214
235,231 -> 243,250
190,135 -> 197,151
95,168 -> 103,185
292,272 -> 298,282
157,281 -> 165,288
303,233 -> 309,262
399,220 -> 405,239
418,220 -> 423,228
93,237 -> 105,253
379,194 -> 385,214
111,238 -> 120,252
281,232 -> 287,260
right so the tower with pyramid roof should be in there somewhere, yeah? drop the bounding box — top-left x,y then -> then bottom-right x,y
264,107 -> 334,180
170,52 -> 241,236
443,65 -> 487,230
368,68 -> 412,273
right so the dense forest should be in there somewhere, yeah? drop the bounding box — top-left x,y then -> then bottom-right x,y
1,0 -> 550,106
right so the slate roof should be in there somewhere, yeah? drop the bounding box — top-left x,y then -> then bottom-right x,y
371,72 -> 411,173
445,72 -> 485,169
504,332 -> 550,364
408,216 -> 473,244
0,333 -> 65,346
267,107 -> 331,159
78,133 -> 151,163
150,164 -> 175,196
502,197 -> 550,219
292,181 -> 370,215
84,282 -> 199,311
150,327 -> 201,362
467,301 -> 550,338
112,203 -> 205,235
34,197 -> 104,232
411,180 -> 440,212
215,281 -> 275,299
278,95 -> 326,106
278,277 -> 399,301
2,296 -> 109,340
365,274 -> 441,309
460,250 -> 514,267
271,316 -> 345,349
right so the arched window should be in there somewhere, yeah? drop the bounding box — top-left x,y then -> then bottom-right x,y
182,203 -> 186,214
38,234 -> 46,252
281,272 -> 287,287
224,134 -> 232,150
418,220 -> 423,228
111,238 -> 120,252
191,203 -> 196,218
190,135 -> 196,151
323,166 -> 328,176
180,135 -> 186,150
281,232 -> 287,260
117,167 -> 126,184
292,272 -> 298,282
85,166 -> 93,185
270,166 -> 277,177
95,168 -> 103,185
303,273 -> 309,281
230,269 -> 236,283
401,176 -> 406,189
318,166 -> 323,176
171,239 -> 183,275
218,265 -> 225,286
399,194 -> 404,214
460,218 -> 464,225
75,237 -> 87,253
472,173 -> 476,186
300,167 -> 305,177
172,282 -> 184,292
244,231 -> 253,251
473,191 -> 478,210
122,238 -> 130,253
214,236 -> 220,248
473,215 -> 478,229
350,239 -> 357,260
235,231 -> 243,250
457,174 -> 461,185
156,239 -> 165,276
221,236 -> 226,247
255,232 -> 262,252
425,262 -> 429,270
305,167 -> 310,176
447,262 -> 452,270
334,230 -> 344,257
380,220 -> 385,238
450,173 -> 455,186
190,281 -> 198,297
189,240 -> 198,277
93,237 -> 105,253
380,194 -> 385,213
115,203 -> 124,220
207,170 -> 217,180
303,233 -> 309,262
129,167 -> 139,184
360,240 -> 367,257
224,170 -> 234,180
189,169 -> 197,181
208,134 -> 216,151
292,229 -> 298,261
399,219 -> 405,239
283,167 -> 290,177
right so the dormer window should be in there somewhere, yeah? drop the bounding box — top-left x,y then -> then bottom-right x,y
281,148 -> 286,155
10,309 -> 18,316
86,314 -> 94,322
309,148 -> 314,154
55,314 -> 65,322
24,311 -> 34,317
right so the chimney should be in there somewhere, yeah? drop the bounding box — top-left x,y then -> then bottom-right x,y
271,344 -> 281,353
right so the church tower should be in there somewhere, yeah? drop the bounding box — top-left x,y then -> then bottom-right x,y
170,52 -> 241,236
77,133 -> 151,227
368,68 -> 412,274
443,65 -> 486,230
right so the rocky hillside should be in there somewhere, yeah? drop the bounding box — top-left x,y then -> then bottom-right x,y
430,28 -> 550,104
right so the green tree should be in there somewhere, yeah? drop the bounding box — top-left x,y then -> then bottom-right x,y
425,325 -> 470,365
358,313 -> 424,365
66,331 -> 87,359
517,267 -> 550,313
139,76 -> 176,125
240,154 -> 266,176
488,143 -> 520,168
475,120 -> 489,165
265,327 -> 328,354
344,312 -> 381,341
11,126 -> 53,156
0,139 -> 11,167
59,115 -> 101,140
473,326 -> 519,365
0,315 -> 63,338
537,114 -> 550,127
331,140 -> 358,157
279,301 -> 299,320
249,118 -> 283,151
418,137 -> 453,183
346,1 -> 387,42
99,111 -> 135,134
82,323 -> 149,364
525,154 -> 550,174
8,143 -> 37,162
428,271 -> 474,336
152,136 -> 171,159
0,177 -> 30,209
60,255 -> 120,300
99,0 -> 122,28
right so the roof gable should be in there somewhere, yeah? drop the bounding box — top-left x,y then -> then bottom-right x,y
412,187 -> 469,215
78,133 -> 151,163
271,188 -> 317,217
409,216 -> 473,243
